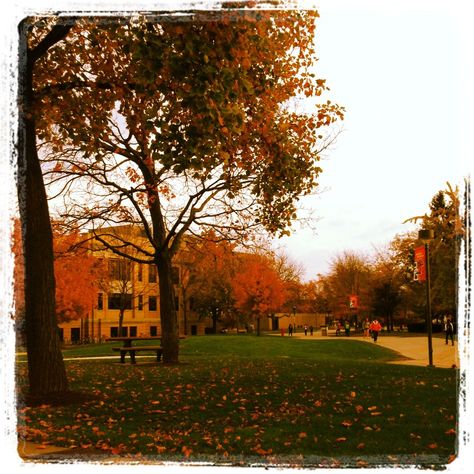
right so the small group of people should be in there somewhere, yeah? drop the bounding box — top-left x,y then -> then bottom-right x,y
285,324 -> 314,336
335,320 -> 351,336
362,318 -> 382,342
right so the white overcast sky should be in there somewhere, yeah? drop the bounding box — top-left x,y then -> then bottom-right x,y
275,0 -> 474,279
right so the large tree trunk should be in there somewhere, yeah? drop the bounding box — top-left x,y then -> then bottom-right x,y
156,252 -> 179,363
17,20 -> 70,398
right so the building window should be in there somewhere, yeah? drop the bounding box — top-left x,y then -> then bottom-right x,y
97,293 -> 103,310
130,326 -> 137,337
111,326 -> 128,337
71,328 -> 81,343
108,259 -> 131,281
172,266 -> 180,285
148,265 -> 157,283
149,296 -> 157,312
150,326 -> 158,336
138,295 -> 143,311
108,293 -> 132,310
137,264 -> 142,282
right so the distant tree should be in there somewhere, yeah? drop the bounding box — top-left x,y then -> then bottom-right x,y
299,279 -> 331,315
404,182 -> 464,318
323,251 -> 373,322
271,251 -> 305,314
185,235 -> 237,333
52,224 -> 104,324
232,252 -> 287,335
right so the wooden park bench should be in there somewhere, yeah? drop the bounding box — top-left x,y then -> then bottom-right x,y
112,345 -> 163,364
107,335 -> 185,364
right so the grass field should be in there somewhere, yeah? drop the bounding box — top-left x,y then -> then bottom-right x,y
16,335 -> 458,467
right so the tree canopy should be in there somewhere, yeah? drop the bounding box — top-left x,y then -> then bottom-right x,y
33,9 -> 343,361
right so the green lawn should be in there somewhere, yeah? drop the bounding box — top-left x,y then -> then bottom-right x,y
16,335 -> 458,467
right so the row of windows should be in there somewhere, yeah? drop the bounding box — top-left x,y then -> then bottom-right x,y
108,260 -> 179,284
97,293 -> 179,311
59,326 -> 160,342
109,326 -> 160,337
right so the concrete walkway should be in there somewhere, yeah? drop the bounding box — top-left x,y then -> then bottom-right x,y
287,331 -> 459,368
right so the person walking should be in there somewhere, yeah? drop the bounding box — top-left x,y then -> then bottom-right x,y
363,318 -> 371,338
309,325 -> 313,336
304,324 -> 308,336
445,317 -> 454,346
369,319 -> 382,342
288,324 -> 293,337
344,320 -> 350,337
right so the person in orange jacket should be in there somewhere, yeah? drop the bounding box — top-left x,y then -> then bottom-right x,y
369,319 -> 382,342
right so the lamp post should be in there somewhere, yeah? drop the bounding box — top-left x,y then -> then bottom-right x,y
418,229 -> 435,367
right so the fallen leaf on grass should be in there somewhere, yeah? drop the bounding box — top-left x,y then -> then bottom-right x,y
445,428 -> 456,435
182,446 -> 193,457
335,437 -> 347,442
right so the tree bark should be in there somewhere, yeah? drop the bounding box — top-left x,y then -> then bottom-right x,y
17,19 -> 71,398
156,252 -> 179,363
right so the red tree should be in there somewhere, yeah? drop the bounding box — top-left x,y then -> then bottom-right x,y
232,253 -> 287,335
53,226 -> 104,323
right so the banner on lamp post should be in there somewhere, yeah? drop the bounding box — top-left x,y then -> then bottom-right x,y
349,295 -> 359,309
414,246 -> 426,281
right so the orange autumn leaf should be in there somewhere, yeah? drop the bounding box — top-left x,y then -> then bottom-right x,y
182,446 -> 193,458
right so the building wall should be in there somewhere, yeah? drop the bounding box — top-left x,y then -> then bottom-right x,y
275,313 -> 327,331
57,227 -> 202,341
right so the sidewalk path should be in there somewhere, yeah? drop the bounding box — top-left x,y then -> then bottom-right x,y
287,332 -> 459,369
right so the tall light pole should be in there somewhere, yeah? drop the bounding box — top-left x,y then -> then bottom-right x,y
418,229 -> 435,367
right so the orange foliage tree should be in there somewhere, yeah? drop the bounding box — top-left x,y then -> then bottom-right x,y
36,8 -> 343,362
53,225 -> 104,324
232,253 -> 287,335
12,220 -> 104,326
182,235 -> 237,333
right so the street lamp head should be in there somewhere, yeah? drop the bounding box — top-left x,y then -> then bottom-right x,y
418,229 -> 434,243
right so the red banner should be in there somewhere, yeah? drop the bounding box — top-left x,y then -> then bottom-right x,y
349,295 -> 359,309
414,246 -> 426,281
